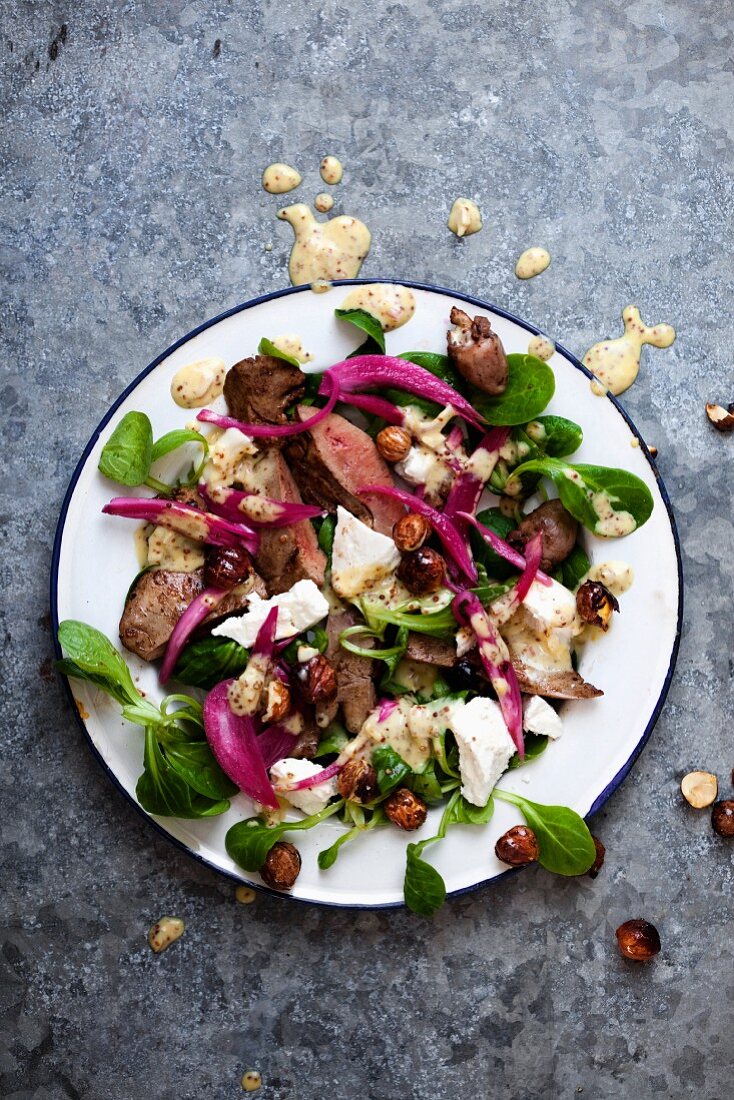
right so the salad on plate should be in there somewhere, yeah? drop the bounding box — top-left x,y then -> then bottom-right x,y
58,302 -> 653,913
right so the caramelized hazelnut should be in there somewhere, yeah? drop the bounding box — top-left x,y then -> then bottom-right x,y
337,758 -> 378,803
705,402 -> 734,431
576,580 -> 619,630
384,787 -> 428,831
295,654 -> 338,704
204,545 -> 252,590
260,841 -> 301,890
376,425 -> 412,463
587,836 -> 605,878
711,799 -> 734,838
494,825 -> 539,866
262,679 -> 291,723
393,512 -> 432,553
397,547 -> 446,595
615,919 -> 661,961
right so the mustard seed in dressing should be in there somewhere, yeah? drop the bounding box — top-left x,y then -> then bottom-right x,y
515,247 -> 551,279
262,163 -> 301,194
583,305 -> 676,396
340,283 -> 416,332
527,335 -> 555,361
170,357 -> 227,409
447,198 -> 482,237
277,203 -> 370,286
319,155 -> 343,185
314,192 -> 334,213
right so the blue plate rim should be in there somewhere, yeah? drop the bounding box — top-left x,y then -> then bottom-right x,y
50,277 -> 684,909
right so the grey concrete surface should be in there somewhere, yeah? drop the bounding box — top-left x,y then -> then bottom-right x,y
2,1 -> 733,1097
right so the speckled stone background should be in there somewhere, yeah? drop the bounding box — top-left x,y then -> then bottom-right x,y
2,1 -> 733,1097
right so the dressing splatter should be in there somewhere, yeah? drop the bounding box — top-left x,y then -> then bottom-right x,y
314,192 -> 334,213
276,203 -> 371,288
170,357 -> 227,409
340,283 -> 416,331
448,198 -> 482,238
271,333 -> 314,363
262,163 -> 301,194
583,305 -> 676,396
515,247 -> 550,279
528,335 -> 555,361
320,156 -> 343,184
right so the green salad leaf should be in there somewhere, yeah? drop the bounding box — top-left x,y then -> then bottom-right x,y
525,415 -> 583,458
225,801 -> 344,871
173,636 -> 249,691
554,544 -> 591,590
473,354 -> 555,426
98,411 -> 153,488
404,843 -> 448,916
335,307 -> 386,356
372,745 -> 413,795
494,790 -> 596,875
258,336 -> 301,367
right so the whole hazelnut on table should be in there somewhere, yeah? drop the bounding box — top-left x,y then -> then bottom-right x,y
711,799 -> 734,838
615,919 -> 661,961
384,787 -> 428,831
397,547 -> 446,595
337,758 -> 378,803
260,841 -> 301,891
393,512 -> 432,553
494,825 -> 540,866
376,425 -> 412,463
294,654 -> 338,704
576,580 -> 619,630
680,771 -> 718,809
204,544 -> 252,590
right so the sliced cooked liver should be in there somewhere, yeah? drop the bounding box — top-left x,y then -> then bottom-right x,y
223,354 -> 306,425
405,633 -> 457,668
511,659 -> 603,699
252,450 -> 326,595
288,407 -> 406,535
326,607 -> 376,733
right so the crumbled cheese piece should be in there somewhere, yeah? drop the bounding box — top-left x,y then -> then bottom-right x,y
297,645 -> 320,663
520,578 -> 578,642
211,580 -> 329,648
270,758 -> 338,816
456,626 -> 476,658
449,697 -> 516,806
331,506 -> 401,599
203,426 -> 257,486
523,695 -> 563,740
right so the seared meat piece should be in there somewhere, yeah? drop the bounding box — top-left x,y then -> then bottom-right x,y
511,660 -> 603,700
251,450 -> 326,595
447,307 -> 509,395
326,608 -> 376,733
508,500 -> 579,573
120,568 -> 265,661
405,633 -> 457,668
290,720 -> 320,760
223,354 -> 306,426
288,407 -> 405,535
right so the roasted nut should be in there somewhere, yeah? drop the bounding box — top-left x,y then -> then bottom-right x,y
384,787 -> 428,831
494,825 -> 539,866
337,758 -> 378,803
295,654 -> 338,704
204,545 -> 252,590
705,402 -> 734,431
397,547 -> 446,595
262,679 -> 291,723
508,500 -> 578,572
711,799 -> 734,838
576,580 -> 619,630
648,445 -> 658,458
447,306 -> 509,395
393,512 -> 432,553
615,919 -> 661,961
260,841 -> 301,890
376,425 -> 412,463
148,915 -> 185,953
680,771 -> 718,809
588,836 -> 606,878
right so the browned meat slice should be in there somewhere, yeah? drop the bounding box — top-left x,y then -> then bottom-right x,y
290,720 -> 320,760
512,659 -> 603,700
508,500 -> 579,573
223,354 -> 306,426
288,407 -> 406,535
326,608 -> 376,733
251,450 -> 326,595
405,634 -> 457,668
120,569 -> 204,661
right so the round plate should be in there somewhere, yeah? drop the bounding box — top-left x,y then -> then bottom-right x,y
51,279 -> 682,908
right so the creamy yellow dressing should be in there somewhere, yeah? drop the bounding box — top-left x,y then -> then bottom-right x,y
587,560 -> 634,596
515,247 -> 551,279
344,699 -> 433,770
147,526 -> 205,572
277,204 -> 371,286
271,333 -> 313,363
404,404 -> 456,452
528,335 -> 555,361
228,654 -> 269,716
170,357 -> 227,409
134,523 -> 150,567
393,658 -> 438,697
262,163 -> 302,194
447,198 -> 482,238
310,279 -> 332,294
340,283 -> 416,332
583,305 -> 676,396
314,192 -> 334,213
319,155 -> 343,185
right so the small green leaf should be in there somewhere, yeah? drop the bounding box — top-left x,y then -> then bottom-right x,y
473,354 -> 555,426
226,801 -> 345,872
554,544 -> 591,590
163,741 -> 238,800
507,733 -> 549,771
173,636 -> 249,691
525,415 -> 583,458
316,514 -> 336,558
404,842 -> 447,916
136,728 -> 230,819
57,620 -> 139,705
150,428 -> 209,466
471,508 -> 519,580
335,308 -> 386,355
372,745 -> 412,795
494,790 -> 596,875
258,336 -> 302,367
98,411 -> 153,487
410,764 -> 444,805
315,723 -> 350,758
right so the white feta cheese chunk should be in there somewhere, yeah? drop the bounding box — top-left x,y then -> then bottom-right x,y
395,446 -> 436,485
523,695 -> 563,740
331,505 -> 401,599
521,578 -> 578,642
455,626 -> 476,658
211,580 -> 329,648
449,696 -> 516,807
269,758 -> 338,816
202,426 -> 257,488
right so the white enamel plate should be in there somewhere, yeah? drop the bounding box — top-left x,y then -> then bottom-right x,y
52,280 -> 682,908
